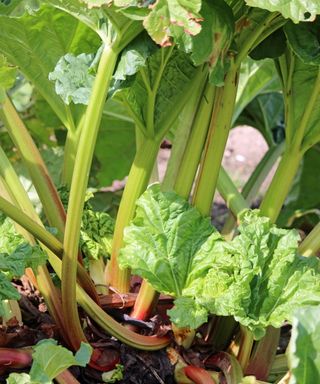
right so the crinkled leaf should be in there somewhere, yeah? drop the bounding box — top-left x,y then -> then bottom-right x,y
113,47 -> 198,134
80,209 -> 114,259
113,33 -> 158,80
102,364 -> 124,383
245,0 -> 320,23
168,297 -> 208,329
288,306 -> 320,384
186,211 -> 320,339
49,53 -> 95,105
6,373 -> 34,384
0,213 -> 25,254
30,339 -> 92,382
12,243 -> 47,272
285,18 -> 320,65
119,184 -> 218,296
190,0 -> 234,86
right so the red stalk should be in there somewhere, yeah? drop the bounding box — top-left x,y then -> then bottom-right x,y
184,366 -> 217,384
0,347 -> 32,369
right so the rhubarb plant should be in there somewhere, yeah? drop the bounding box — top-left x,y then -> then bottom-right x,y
0,0 -> 320,382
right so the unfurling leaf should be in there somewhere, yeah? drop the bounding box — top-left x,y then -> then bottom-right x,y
49,52 -> 95,105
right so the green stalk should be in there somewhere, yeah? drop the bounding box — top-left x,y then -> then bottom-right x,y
259,148 -> 302,223
298,222 -> 320,257
0,95 -> 66,238
217,167 -> 248,217
49,251 -> 169,350
237,326 -> 254,372
62,114 -> 83,187
62,44 -> 118,349
174,83 -> 215,199
192,65 -> 238,216
162,77 -> 209,192
107,138 -> 161,292
0,196 -> 63,256
221,143 -> 284,236
0,148 -> 66,342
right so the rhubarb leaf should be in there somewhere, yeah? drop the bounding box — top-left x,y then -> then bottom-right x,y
113,47 -> 198,135
119,184 -> 218,297
80,209 -> 114,259
141,0 -> 202,47
186,211 -> 320,339
244,0 -> 320,23
49,53 -> 95,105
190,0 -> 234,85
6,373 -> 33,384
285,18 -> 320,65
288,306 -> 320,384
30,339 -> 92,382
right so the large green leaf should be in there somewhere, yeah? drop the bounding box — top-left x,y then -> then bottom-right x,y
288,306 -> 320,383
94,104 -> 136,187
0,5 -> 100,126
120,187 -> 320,335
285,17 -> 320,65
119,184 -> 218,297
113,47 -> 198,135
190,0 -> 234,86
0,54 -> 17,102
245,0 -> 320,23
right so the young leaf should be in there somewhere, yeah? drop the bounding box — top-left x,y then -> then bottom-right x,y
29,339 -> 92,382
49,52 -> 95,105
119,184 -> 218,297
244,0 -> 320,23
288,306 -> 320,383
6,373 -> 34,384
80,209 -> 114,259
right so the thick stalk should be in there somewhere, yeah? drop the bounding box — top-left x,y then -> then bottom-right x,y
221,143 -> 284,236
298,221 -> 320,257
192,65 -> 238,216
174,83 -> 215,199
245,327 -> 280,380
62,44 -> 118,349
217,167 -> 248,217
62,115 -> 83,187
0,196 -> 63,256
259,149 -> 302,223
107,138 -> 160,292
237,326 -> 254,372
130,281 -> 160,320
0,148 -> 66,341
0,95 -> 66,237
49,251 -> 169,350
162,77 -> 209,192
